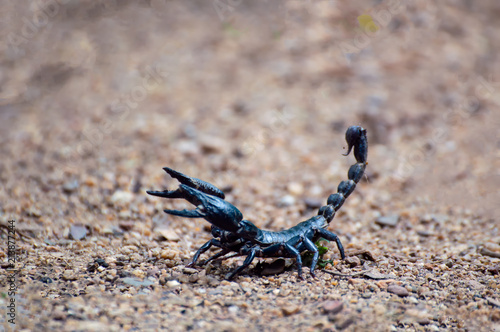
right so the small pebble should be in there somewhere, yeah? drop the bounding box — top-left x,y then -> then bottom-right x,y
428,325 -> 440,332
375,215 -> 400,227
387,285 -> 409,297
155,229 -> 180,242
183,267 -> 199,275
122,277 -> 154,287
70,225 -> 87,240
407,296 -> 418,304
303,197 -> 322,209
119,221 -> 135,231
62,179 -> 79,193
281,304 -> 300,316
62,270 -> 77,281
417,317 -> 430,325
417,230 -> 433,237
345,256 -> 361,267
287,182 -> 304,195
228,305 -> 239,314
160,249 -> 178,259
39,276 -> 53,284
110,190 -> 134,205
321,300 -> 343,314
166,280 -> 181,288
279,195 -> 296,207
132,269 -> 146,279
487,265 -> 499,275
95,258 -> 108,268
198,135 -> 227,154
364,271 -> 394,280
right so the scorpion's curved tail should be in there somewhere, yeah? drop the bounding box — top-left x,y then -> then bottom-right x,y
318,126 -> 368,224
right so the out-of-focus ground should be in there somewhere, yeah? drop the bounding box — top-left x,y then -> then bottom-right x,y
1,1 -> 499,331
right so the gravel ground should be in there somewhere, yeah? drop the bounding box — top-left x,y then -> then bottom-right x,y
1,1 -> 500,331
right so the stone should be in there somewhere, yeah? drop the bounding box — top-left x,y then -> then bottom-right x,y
375,215 -> 400,227
155,229 -> 180,242
387,285 -> 409,297
281,304 -> 300,316
70,225 -> 87,240
62,179 -> 79,193
364,271 -> 395,280
279,195 -> 296,207
345,256 -> 361,267
111,190 -> 134,205
166,280 -> 181,288
304,197 -> 323,209
122,277 -> 154,287
322,300 -> 344,314
287,182 -> 304,195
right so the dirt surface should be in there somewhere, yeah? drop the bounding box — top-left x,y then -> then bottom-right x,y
1,1 -> 500,331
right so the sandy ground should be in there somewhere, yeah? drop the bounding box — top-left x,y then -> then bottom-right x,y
1,1 -> 500,331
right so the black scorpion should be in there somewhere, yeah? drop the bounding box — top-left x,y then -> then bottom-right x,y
147,126 -> 368,280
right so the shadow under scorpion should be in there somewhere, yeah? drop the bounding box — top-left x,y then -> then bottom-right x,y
147,126 -> 368,280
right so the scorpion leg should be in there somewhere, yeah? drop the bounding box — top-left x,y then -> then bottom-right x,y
284,243 -> 304,280
202,251 -> 239,266
261,241 -> 304,280
187,238 -> 222,267
301,237 -> 320,278
316,228 -> 345,259
226,247 -> 257,280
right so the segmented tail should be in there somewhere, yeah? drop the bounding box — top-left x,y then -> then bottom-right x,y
319,126 -> 368,223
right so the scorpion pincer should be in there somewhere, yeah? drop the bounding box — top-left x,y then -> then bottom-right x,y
147,126 -> 368,280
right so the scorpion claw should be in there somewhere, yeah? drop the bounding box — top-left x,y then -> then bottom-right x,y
163,167 -> 225,199
146,190 -> 182,199
164,208 -> 204,218
176,184 -> 242,232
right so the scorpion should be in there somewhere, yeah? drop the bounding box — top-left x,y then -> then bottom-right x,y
147,126 -> 367,280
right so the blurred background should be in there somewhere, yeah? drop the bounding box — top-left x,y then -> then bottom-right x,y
1,0 -> 498,230
1,1 -> 500,330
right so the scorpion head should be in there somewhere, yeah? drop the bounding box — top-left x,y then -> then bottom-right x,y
236,220 -> 263,242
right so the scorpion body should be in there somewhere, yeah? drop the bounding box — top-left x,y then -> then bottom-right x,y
148,126 -> 368,280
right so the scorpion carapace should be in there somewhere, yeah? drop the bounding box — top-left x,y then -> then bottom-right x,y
147,126 -> 368,280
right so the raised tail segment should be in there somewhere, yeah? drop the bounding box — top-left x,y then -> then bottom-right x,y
319,126 -> 368,223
